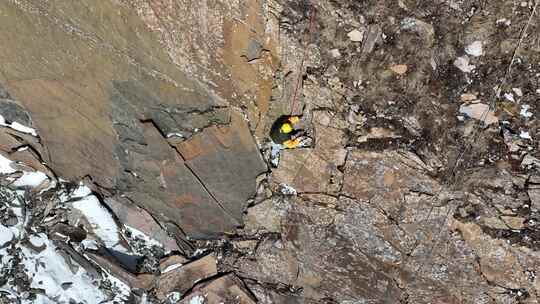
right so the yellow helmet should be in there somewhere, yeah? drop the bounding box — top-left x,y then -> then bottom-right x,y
280,123 -> 293,133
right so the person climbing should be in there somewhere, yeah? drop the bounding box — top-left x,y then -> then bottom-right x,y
270,115 -> 305,149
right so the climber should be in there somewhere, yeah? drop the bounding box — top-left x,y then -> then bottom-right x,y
269,115 -> 305,149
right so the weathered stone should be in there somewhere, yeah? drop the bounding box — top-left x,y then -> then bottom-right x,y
459,103 -> 498,125
0,99 -> 33,127
343,150 -> 439,216
230,196 -> 404,302
245,39 -> 264,61
50,223 -> 87,243
0,1 -> 267,240
156,254 -> 217,300
181,275 -> 256,304
159,255 -> 188,273
272,148 -> 343,193
390,64 -> 408,75
175,111 -> 267,223
86,252 -> 155,290
121,122 -> 240,239
104,197 -> 179,253
450,219 -> 530,290
529,188 -> 540,211
244,198 -> 283,233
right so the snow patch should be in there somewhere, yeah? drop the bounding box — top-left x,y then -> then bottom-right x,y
520,131 -> 532,140
71,183 -> 92,199
0,114 -> 38,137
520,105 -> 533,118
189,295 -> 206,304
0,224 -> 14,246
0,154 -> 16,174
13,171 -> 48,188
20,234 -> 108,303
72,195 -> 121,249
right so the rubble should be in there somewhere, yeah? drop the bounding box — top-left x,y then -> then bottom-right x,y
155,254 -> 218,300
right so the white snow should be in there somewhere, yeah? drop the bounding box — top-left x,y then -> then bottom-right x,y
81,239 -> 99,250
520,131 -> 532,140
189,295 -> 206,304
162,262 -> 184,274
72,195 -> 121,249
10,122 -> 38,136
454,56 -> 475,73
0,114 -> 38,137
167,292 -> 182,303
0,154 -> 16,174
0,224 -> 14,246
465,41 -> 483,57
13,171 -> 48,188
520,105 -> 533,118
20,234 -> 108,304
71,183 -> 92,199
512,88 -> 523,97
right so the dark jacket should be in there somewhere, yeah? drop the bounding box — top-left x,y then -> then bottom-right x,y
270,115 -> 301,144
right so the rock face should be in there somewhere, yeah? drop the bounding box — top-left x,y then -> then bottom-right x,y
0,0 -> 267,238
2,0 -> 540,303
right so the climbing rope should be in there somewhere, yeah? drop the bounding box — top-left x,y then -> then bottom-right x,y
289,0 -> 316,115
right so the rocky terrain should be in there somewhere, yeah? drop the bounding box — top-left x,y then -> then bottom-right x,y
1,0 -> 540,303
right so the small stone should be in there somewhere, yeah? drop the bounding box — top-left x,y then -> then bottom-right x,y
454,56 -> 475,73
512,88 -> 523,97
496,18 -> 511,26
465,41 -> 483,57
501,216 -> 525,230
503,93 -> 515,102
460,93 -> 478,102
329,49 -> 341,58
528,188 -> 540,211
245,39 -> 263,61
390,64 -> 408,75
160,255 -> 188,273
347,29 -> 364,42
156,255 -> 217,300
